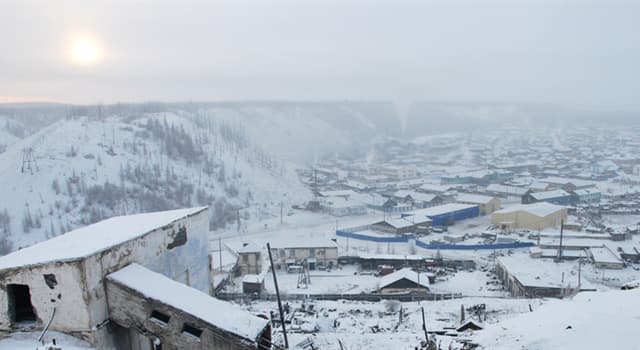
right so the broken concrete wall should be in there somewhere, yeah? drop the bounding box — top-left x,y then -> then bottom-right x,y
82,209 -> 210,348
105,279 -> 262,350
0,261 -> 91,335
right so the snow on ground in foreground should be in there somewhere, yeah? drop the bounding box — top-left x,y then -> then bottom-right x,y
0,331 -> 93,350
241,297 -> 542,350
429,270 -> 509,297
226,265 -> 380,294
473,289 -> 640,350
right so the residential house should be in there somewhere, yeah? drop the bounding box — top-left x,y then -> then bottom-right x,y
269,240 -> 338,271
522,189 -> 572,206
237,243 -> 264,275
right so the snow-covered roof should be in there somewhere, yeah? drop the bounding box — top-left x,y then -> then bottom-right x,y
323,197 -> 364,209
242,274 -> 265,284
529,182 -> 550,191
493,202 -> 566,217
373,216 -> 431,229
411,192 -> 439,203
406,203 -> 478,217
0,207 -> 207,270
344,180 -> 369,190
317,190 -> 355,197
358,253 -> 426,261
456,193 -> 496,205
107,263 -> 268,341
418,183 -> 452,193
379,268 -> 431,289
393,190 -> 414,199
589,246 -> 622,264
374,218 -> 416,229
210,251 -> 238,271
539,249 -> 587,259
456,318 -> 484,332
497,254 -> 588,289
237,242 -> 263,254
540,176 -> 595,188
573,188 -> 601,196
529,189 -> 571,200
392,190 -> 438,203
269,238 -> 338,249
486,184 -> 528,196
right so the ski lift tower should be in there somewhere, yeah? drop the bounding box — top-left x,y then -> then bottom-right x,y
21,147 -> 39,174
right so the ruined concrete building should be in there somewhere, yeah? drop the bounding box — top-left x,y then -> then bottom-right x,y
0,207 -> 271,349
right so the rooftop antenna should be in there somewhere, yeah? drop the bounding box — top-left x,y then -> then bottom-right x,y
21,147 -> 39,174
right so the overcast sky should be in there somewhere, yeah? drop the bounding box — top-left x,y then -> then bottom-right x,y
1,0 -> 639,107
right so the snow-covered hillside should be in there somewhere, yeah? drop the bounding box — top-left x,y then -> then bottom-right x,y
0,117 -> 23,153
195,101 -> 401,162
0,112 -> 313,252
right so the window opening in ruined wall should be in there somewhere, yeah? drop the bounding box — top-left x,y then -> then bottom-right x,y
150,310 -> 171,326
7,284 -> 36,323
181,323 -> 203,340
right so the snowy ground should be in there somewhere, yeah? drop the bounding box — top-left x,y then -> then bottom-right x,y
472,289 -> 640,350
236,296 -> 544,350
0,331 -> 93,350
226,265 -> 381,295
429,270 -> 509,297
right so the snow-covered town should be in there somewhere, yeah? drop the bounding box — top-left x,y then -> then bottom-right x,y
2,1 -> 640,350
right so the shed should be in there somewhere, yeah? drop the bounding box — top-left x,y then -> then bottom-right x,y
456,319 -> 484,332
242,274 -> 265,295
378,268 -> 431,293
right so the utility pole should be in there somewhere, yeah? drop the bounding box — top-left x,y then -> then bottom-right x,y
267,243 -> 289,349
578,258 -> 582,289
557,219 -> 564,261
421,307 -> 429,343
236,210 -> 240,233
346,235 -> 349,255
218,238 -> 223,278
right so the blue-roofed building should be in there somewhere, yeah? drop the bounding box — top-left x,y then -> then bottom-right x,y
522,189 -> 572,206
404,203 -> 480,226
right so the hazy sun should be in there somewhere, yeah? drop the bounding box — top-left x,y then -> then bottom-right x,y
70,36 -> 102,65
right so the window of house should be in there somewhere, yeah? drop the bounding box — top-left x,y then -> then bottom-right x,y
243,254 -> 249,263
182,323 -> 203,340
7,284 -> 36,323
288,249 -> 295,257
279,249 -> 285,258
150,310 -> 171,326
309,248 -> 316,256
